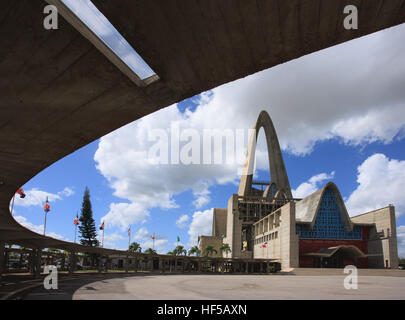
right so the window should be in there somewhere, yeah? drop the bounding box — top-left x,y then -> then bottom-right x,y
296,188 -> 362,240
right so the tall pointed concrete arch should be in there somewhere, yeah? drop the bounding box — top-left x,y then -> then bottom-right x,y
238,110 -> 292,198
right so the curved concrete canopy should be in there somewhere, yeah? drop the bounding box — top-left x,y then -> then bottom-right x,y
1,0 -> 404,253
238,110 -> 292,198
309,245 -> 367,258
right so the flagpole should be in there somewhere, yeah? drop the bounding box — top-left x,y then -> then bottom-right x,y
74,221 -> 77,244
128,226 -> 131,250
102,228 -> 104,248
43,210 -> 47,236
153,232 -> 155,251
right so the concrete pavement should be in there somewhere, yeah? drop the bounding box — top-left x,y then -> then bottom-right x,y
19,270 -> 405,300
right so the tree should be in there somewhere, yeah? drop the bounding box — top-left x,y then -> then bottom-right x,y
173,245 -> 187,256
78,187 -> 99,267
167,251 -> 175,255
219,243 -> 231,256
128,242 -> 142,253
78,187 -> 99,247
203,245 -> 217,257
144,248 -> 157,254
188,246 -> 201,256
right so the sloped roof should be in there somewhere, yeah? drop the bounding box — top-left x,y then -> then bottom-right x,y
295,182 -> 353,231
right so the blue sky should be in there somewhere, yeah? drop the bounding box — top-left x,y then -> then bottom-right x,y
11,13 -> 405,257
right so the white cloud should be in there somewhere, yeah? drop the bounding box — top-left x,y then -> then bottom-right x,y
130,227 -> 168,253
13,187 -> 74,208
14,215 -> 67,241
98,232 -> 125,249
187,209 -> 213,246
100,202 -> 150,231
192,181 -> 211,209
346,154 -> 405,217
292,171 -> 335,198
94,24 -> 405,230
176,214 -> 190,229
397,226 -> 405,258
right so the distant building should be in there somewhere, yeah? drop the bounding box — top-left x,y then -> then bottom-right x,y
199,111 -> 399,269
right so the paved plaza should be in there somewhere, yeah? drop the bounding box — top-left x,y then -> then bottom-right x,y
19,269 -> 405,300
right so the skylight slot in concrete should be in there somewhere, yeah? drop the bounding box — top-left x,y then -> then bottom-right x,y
48,0 -> 158,87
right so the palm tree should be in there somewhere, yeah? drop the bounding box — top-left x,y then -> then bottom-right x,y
167,251 -> 175,255
203,245 -> 217,257
173,245 -> 187,256
188,246 -> 201,256
144,248 -> 157,255
219,243 -> 231,257
128,242 -> 142,253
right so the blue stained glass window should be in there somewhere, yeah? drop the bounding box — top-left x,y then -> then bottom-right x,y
296,188 -> 362,240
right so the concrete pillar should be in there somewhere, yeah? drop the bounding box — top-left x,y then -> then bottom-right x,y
69,252 -> 76,275
134,257 -> 138,273
98,256 -> 103,273
0,242 -> 5,282
34,248 -> 42,278
198,260 -> 201,272
4,250 -> 9,273
266,262 -> 269,274
124,257 -> 129,273
162,259 -> 165,273
245,262 -> 248,274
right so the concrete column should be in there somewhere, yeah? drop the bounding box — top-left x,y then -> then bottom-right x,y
4,250 -> 9,273
0,242 -> 5,282
98,256 -> 103,273
162,259 -> 165,273
134,257 -> 138,273
245,262 -> 248,274
34,248 -> 42,278
124,257 -> 129,273
266,262 -> 269,274
198,260 -> 201,272
69,252 -> 76,275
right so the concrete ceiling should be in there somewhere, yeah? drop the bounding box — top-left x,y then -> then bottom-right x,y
1,0 -> 404,251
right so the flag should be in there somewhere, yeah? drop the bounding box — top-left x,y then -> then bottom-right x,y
128,227 -> 131,236
242,241 -> 247,248
100,221 -> 104,230
151,234 -> 155,240
177,235 -> 180,242
44,197 -> 50,213
74,212 -> 79,226
16,188 -> 26,199
262,241 -> 268,248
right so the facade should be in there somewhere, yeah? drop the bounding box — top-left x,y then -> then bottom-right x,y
199,111 -> 399,270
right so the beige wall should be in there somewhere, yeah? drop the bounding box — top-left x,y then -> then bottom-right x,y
253,202 -> 299,269
225,194 -> 243,258
212,208 -> 227,237
351,206 -> 399,268
198,236 -> 223,257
